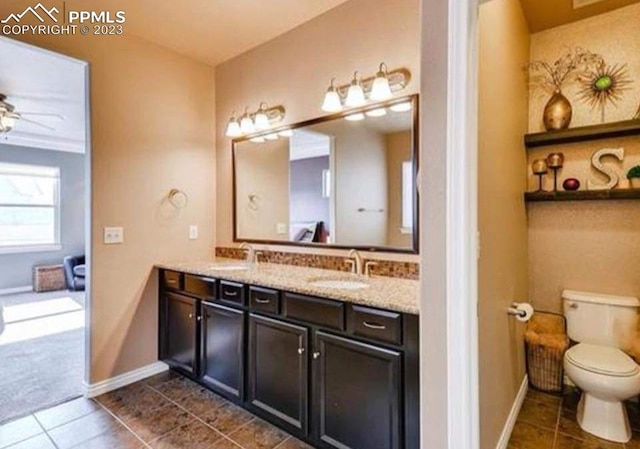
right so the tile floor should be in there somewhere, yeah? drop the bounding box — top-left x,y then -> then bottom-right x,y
509,387 -> 640,449
0,370 -> 314,449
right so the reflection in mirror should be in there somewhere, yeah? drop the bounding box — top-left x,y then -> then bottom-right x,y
234,95 -> 418,253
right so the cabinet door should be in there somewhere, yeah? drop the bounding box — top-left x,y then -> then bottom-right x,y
163,292 -> 198,376
313,331 -> 402,449
201,302 -> 245,401
248,314 -> 308,435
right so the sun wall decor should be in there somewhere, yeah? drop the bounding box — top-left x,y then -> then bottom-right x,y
577,62 -> 633,123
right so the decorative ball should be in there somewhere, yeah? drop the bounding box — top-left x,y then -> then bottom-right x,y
563,178 -> 580,191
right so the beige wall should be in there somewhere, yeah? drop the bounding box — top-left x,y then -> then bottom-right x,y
528,5 -> 640,313
528,3 -> 640,132
215,0 -> 420,259
5,21 -> 216,382
386,131 -> 413,248
478,0 -> 530,448
235,139 -> 290,241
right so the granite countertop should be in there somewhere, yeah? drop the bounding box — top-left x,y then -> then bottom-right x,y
155,258 -> 419,315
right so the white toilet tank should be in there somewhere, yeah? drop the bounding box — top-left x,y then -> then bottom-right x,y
563,290 -> 640,348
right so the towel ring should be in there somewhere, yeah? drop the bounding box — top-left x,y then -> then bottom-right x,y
168,189 -> 189,209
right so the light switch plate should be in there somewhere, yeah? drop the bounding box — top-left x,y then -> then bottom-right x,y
189,225 -> 198,240
276,223 -> 288,235
104,227 -> 124,244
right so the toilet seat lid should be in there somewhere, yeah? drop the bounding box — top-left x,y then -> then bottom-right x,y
566,344 -> 639,377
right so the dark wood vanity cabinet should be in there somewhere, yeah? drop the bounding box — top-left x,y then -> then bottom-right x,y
248,314 -> 309,435
161,292 -> 199,376
159,270 -> 419,449
200,302 -> 245,401
313,331 -> 402,449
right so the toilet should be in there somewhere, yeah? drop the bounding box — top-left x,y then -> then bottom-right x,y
563,290 -> 640,443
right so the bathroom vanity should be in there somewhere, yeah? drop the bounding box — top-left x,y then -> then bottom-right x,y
156,261 -> 419,449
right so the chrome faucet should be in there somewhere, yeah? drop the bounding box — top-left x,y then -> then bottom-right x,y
239,242 -> 256,264
346,249 -> 364,275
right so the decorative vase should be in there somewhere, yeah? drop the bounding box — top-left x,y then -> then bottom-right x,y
562,178 -> 580,191
631,178 -> 640,189
543,90 -> 572,131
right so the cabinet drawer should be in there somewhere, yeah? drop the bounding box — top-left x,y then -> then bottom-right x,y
348,305 -> 402,346
184,275 -> 216,299
162,270 -> 183,291
219,280 -> 245,306
283,292 -> 344,331
249,286 -> 279,314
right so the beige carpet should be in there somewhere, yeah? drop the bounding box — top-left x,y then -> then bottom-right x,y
0,290 -> 85,424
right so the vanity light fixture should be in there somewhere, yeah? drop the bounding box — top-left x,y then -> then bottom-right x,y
264,133 -> 279,140
250,136 -> 265,143
240,109 -> 256,135
225,112 -> 242,137
370,63 -> 393,101
345,72 -> 366,108
321,63 -> 411,112
254,103 -> 271,131
365,108 -> 387,117
278,129 -> 294,138
321,79 -> 344,113
225,103 -> 286,138
345,112 -> 365,121
390,101 -> 412,112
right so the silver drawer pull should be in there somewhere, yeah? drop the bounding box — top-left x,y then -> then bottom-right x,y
298,347 -> 305,355
188,313 -> 194,319
255,298 -> 271,304
224,290 -> 238,297
363,321 -> 386,330
313,352 -> 321,359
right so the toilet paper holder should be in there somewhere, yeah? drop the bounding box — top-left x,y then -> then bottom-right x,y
507,302 -> 535,322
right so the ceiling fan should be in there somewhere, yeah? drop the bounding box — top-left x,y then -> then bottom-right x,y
0,93 -> 65,135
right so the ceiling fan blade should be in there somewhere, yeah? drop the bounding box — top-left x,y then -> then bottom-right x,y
18,117 -> 56,131
18,112 -> 65,120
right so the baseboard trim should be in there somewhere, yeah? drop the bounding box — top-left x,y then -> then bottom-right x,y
84,361 -> 169,398
0,286 -> 32,296
496,375 -> 529,449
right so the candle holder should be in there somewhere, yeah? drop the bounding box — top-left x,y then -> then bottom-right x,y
532,159 -> 549,192
546,152 -> 565,192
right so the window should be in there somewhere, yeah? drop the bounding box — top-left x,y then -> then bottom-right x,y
401,160 -> 414,232
0,163 -> 61,253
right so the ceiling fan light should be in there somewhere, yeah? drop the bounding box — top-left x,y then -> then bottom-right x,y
240,114 -> 255,134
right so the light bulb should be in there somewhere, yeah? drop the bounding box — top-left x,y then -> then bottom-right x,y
240,113 -> 255,134
254,103 -> 270,130
345,72 -> 366,108
278,129 -> 293,137
322,79 -> 343,112
345,113 -> 365,121
265,133 -> 279,140
370,63 -> 393,101
225,113 -> 242,137
365,108 -> 387,117
390,102 -> 412,112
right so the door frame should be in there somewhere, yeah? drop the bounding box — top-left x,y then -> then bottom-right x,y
0,36 -> 93,389
419,0 -> 480,448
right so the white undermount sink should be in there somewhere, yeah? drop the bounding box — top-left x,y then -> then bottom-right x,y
307,278 -> 370,290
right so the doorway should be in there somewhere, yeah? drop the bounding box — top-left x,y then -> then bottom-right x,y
0,36 -> 90,424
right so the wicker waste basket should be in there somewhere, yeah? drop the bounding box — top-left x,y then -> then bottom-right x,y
525,312 -> 569,393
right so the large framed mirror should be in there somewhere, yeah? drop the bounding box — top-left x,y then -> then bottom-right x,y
233,94 -> 419,253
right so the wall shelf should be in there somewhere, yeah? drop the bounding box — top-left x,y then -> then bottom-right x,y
525,120 -> 640,149
525,189 -> 640,202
